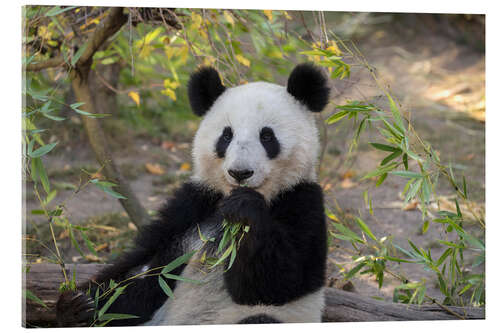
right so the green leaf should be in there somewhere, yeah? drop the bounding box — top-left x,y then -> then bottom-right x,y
330,222 -> 364,243
42,113 -> 65,121
345,262 -> 366,279
31,157 -> 50,193
325,110 -> 349,124
422,221 -> 429,234
161,251 -> 197,274
370,142 -> 399,152
462,176 -> 468,199
98,313 -> 139,322
436,248 -> 453,266
29,142 -> 58,158
163,273 -> 203,285
381,149 -> 402,166
362,162 -> 398,180
71,42 -> 88,67
386,93 -> 404,132
385,256 -> 414,263
403,153 -> 408,170
69,226 -> 85,257
70,102 -> 109,118
90,180 -> 127,199
390,171 -> 423,179
376,173 -> 388,187
24,289 -> 47,308
355,218 -> 376,241
98,286 -> 127,318
80,230 -> 98,256
405,178 -> 422,203
45,6 -> 77,17
210,242 -> 234,268
227,244 -> 238,270
158,276 -> 174,298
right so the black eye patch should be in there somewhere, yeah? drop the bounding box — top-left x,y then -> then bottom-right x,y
260,127 -> 280,159
215,126 -> 233,158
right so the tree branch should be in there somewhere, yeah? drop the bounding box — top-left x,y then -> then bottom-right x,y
25,56 -> 65,72
23,264 -> 485,326
75,7 -> 127,69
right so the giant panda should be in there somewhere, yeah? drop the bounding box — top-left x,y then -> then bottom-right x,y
56,63 -> 330,326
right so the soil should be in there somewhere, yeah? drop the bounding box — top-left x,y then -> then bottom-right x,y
24,18 -> 485,305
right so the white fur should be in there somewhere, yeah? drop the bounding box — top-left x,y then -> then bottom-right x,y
144,225 -> 325,326
191,82 -> 321,201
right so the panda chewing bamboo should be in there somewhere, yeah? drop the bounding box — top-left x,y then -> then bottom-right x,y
56,63 -> 330,326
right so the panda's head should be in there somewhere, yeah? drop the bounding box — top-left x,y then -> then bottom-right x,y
188,63 -> 330,200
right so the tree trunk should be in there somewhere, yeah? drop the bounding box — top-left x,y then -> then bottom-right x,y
67,7 -> 150,227
23,264 -> 485,327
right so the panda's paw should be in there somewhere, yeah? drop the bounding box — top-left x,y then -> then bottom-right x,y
220,187 -> 267,225
56,290 -> 95,327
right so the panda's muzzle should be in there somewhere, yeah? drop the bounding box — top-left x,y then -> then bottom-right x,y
228,169 -> 254,183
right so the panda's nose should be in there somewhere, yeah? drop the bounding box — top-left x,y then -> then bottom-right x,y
228,169 -> 254,183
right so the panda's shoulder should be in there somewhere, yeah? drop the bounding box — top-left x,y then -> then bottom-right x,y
271,181 -> 324,218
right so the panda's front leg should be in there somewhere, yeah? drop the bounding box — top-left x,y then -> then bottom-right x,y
219,187 -> 305,306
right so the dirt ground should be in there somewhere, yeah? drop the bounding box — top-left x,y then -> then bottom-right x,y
24,17 -> 485,304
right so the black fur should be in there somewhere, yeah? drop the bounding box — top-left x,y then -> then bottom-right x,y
286,63 -> 330,112
260,127 -> 280,159
56,291 -> 95,327
57,182 -> 223,327
57,181 -> 326,326
188,67 -> 226,116
215,126 -> 233,158
221,182 -> 327,306
238,314 -> 282,324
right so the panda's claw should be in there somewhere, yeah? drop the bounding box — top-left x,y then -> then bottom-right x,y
56,290 -> 95,327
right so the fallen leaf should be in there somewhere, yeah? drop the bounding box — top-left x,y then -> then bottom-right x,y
58,229 -> 69,240
323,183 -> 332,191
342,170 -> 355,179
128,222 -> 138,231
403,201 -> 419,211
464,153 -> 475,161
161,140 -> 176,150
340,178 -> 357,189
84,254 -> 103,262
95,243 -> 108,252
145,163 -> 165,175
179,162 -> 191,171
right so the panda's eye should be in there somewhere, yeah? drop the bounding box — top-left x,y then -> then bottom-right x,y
260,127 -> 280,159
222,127 -> 233,142
260,127 -> 274,143
261,133 -> 272,142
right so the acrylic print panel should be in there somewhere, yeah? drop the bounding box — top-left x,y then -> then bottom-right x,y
22,4 -> 485,328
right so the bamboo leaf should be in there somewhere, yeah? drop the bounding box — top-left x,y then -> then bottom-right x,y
326,110 -> 349,124
24,289 -> 47,308
161,251 -> 197,274
29,142 -> 58,158
158,276 -> 174,298
98,286 -> 126,318
355,218 -> 376,241
370,142 -> 399,152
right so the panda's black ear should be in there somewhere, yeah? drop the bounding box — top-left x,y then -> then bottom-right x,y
286,63 -> 330,112
188,67 -> 226,116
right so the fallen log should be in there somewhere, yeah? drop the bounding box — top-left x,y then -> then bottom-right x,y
23,264 -> 485,327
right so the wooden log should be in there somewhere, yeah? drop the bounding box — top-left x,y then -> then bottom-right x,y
23,264 -> 485,327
